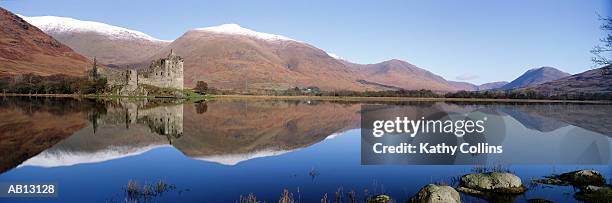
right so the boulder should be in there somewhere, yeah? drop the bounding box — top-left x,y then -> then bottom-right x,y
532,176 -> 569,186
458,172 -> 527,194
409,184 -> 461,203
558,170 -> 606,186
575,185 -> 612,202
534,170 -> 606,187
532,169 -> 610,202
367,194 -> 391,203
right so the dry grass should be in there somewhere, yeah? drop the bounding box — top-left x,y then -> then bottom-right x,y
471,164 -> 513,173
279,189 -> 294,203
239,193 -> 260,203
234,187 -> 401,203
125,179 -> 176,201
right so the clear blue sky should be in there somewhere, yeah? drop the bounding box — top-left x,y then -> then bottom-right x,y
2,0 -> 610,84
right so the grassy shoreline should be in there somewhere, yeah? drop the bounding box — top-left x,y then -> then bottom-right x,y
2,93 -> 612,104
0,92 -> 207,99
0,93 -> 159,99
210,94 -> 612,104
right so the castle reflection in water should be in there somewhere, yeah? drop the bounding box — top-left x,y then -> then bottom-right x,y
90,99 -> 185,144
0,97 -> 610,173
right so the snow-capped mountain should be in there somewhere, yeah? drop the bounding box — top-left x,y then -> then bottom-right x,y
194,23 -> 294,42
147,23 -> 372,90
22,15 -> 170,66
0,8 -> 90,77
326,52 -> 343,60
23,15 -> 168,42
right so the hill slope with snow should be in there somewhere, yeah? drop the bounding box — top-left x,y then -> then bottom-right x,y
146,23 -> 377,90
194,24 -> 294,42
23,15 -> 168,42
23,15 -> 170,66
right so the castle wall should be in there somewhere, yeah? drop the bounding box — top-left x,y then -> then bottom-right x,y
100,67 -> 127,86
137,57 -> 184,90
125,70 -> 138,91
100,51 -> 184,95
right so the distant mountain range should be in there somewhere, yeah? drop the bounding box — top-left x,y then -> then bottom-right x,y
528,65 -> 612,96
478,81 -> 510,90
343,59 -> 467,91
446,81 -> 509,91
2,8 -> 609,95
0,8 -> 90,76
500,67 -> 570,90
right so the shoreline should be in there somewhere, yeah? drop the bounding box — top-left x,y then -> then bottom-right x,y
212,95 -> 612,104
1,93 -> 612,104
0,93 -> 202,99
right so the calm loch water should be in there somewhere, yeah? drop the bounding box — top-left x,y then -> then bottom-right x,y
0,97 -> 610,202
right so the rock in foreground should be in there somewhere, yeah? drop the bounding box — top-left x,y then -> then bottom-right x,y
558,170 -> 606,186
533,169 -> 610,202
458,172 -> 527,194
534,169 -> 606,186
575,185 -> 612,203
367,194 -> 391,203
457,172 -> 526,202
409,184 -> 460,203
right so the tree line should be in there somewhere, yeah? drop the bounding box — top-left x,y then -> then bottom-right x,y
0,73 -> 107,95
3,76 -> 609,101
445,90 -> 612,101
271,86 -> 612,101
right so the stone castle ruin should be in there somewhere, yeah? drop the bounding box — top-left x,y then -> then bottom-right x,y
98,50 -> 184,96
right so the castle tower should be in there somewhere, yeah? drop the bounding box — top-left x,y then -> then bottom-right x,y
149,50 -> 183,90
164,50 -> 183,90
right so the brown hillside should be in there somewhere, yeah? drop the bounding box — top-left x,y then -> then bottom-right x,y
44,32 -> 168,67
146,30 -> 376,91
529,65 -> 612,95
343,59 -> 464,92
0,7 -> 89,76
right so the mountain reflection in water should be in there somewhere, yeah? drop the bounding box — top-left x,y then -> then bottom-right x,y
0,98 -> 610,172
1,97 -> 361,170
0,97 -> 610,202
